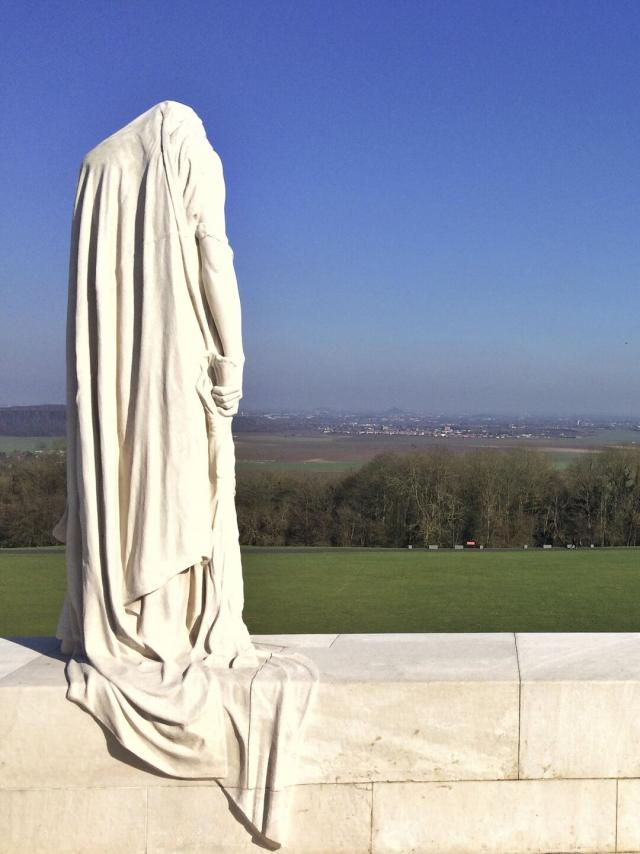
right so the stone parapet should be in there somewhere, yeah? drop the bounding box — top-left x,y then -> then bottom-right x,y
2,632 -> 640,852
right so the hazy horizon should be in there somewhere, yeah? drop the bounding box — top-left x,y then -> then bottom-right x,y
2,1 -> 640,416
2,400 -> 640,423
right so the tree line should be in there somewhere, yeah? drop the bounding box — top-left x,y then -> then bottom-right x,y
237,448 -> 640,548
2,447 -> 640,549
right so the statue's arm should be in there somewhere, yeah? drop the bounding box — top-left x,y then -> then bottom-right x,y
185,139 -> 244,416
198,229 -> 244,416
199,234 -> 244,365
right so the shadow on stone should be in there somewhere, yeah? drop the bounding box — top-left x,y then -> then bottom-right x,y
217,784 -> 282,851
93,714 -> 280,850
6,636 -> 66,661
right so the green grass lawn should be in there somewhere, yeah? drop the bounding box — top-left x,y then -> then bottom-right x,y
2,547 -> 640,637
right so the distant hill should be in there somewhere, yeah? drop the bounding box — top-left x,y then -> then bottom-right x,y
0,405 -> 66,437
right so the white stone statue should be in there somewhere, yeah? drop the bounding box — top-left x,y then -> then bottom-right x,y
53,100 -> 317,847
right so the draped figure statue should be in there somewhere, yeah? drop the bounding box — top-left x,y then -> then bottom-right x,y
53,100 -> 318,847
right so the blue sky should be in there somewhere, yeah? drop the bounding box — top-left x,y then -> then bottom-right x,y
1,0 -> 639,415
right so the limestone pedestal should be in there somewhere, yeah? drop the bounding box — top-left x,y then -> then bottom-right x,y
2,632 -> 640,853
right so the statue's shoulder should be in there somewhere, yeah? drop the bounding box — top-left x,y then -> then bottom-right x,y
81,101 -> 205,169
161,100 -> 200,121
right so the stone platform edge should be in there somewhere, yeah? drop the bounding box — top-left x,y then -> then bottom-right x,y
3,632 -> 640,853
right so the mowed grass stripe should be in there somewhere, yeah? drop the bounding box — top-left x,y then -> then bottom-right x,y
1,548 -> 640,637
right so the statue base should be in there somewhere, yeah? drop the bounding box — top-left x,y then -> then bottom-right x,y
1,632 -> 638,852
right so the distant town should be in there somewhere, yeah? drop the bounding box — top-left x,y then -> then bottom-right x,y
1,403 -> 640,443
233,409 -> 640,441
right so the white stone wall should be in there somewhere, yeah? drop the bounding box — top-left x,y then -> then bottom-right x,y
2,633 -> 640,853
